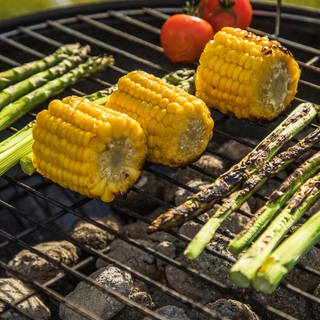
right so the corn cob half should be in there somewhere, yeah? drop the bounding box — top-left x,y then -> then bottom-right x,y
196,27 -> 301,120
106,70 -> 214,167
32,96 -> 147,202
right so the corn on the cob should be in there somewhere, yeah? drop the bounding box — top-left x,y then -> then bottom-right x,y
106,70 -> 214,167
32,96 -> 147,202
196,27 -> 301,120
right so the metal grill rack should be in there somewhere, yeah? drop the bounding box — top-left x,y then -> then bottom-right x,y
0,0 -> 319,319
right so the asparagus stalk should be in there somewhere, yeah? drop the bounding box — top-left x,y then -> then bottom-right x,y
229,151 -> 320,254
147,103 -> 320,233
0,44 -> 86,91
184,128 -> 320,260
0,52 -> 88,111
84,85 -> 117,105
162,68 -> 195,94
254,209 -> 320,294
20,152 -> 36,176
0,55 -> 114,131
0,122 -> 35,176
230,172 -> 320,288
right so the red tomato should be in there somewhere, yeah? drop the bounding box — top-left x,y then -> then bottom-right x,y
160,14 -> 214,63
198,0 -> 252,32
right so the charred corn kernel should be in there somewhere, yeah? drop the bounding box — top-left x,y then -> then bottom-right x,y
196,27 -> 301,120
106,70 -> 214,167
32,96 -> 147,202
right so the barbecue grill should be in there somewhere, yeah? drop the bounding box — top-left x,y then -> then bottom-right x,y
0,0 -> 319,319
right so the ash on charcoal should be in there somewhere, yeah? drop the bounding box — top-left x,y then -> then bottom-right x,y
165,235 -> 237,303
169,153 -> 226,185
116,285 -> 155,320
252,286 -> 313,319
0,278 -> 51,320
220,202 -> 251,235
313,283 -> 320,320
194,153 -> 226,176
124,220 -> 149,240
96,239 -> 158,279
7,241 -> 79,283
143,305 -> 190,320
70,216 -> 121,250
216,140 -> 252,162
59,265 -> 133,320
118,171 -> 168,214
199,298 -> 260,320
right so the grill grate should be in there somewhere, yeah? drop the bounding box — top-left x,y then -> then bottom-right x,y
0,1 -> 319,319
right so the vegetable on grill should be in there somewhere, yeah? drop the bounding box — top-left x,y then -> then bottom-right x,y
160,14 -> 214,63
184,127 -> 320,260
147,102 -> 319,233
254,209 -> 320,294
0,52 -> 88,111
197,0 -> 253,31
0,55 -> 114,131
0,121 -> 35,176
229,151 -> 320,254
195,27 -> 301,120
0,44 -> 85,91
32,96 -> 147,202
106,70 -> 214,167
20,152 -> 36,176
230,172 -> 320,288
0,68 -> 198,178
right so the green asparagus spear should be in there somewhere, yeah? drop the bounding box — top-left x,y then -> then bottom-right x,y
85,85 -> 117,105
0,55 -> 114,131
0,44 -> 87,91
0,121 -> 35,176
254,209 -> 320,294
184,128 -> 320,260
147,103 -> 320,234
20,152 -> 36,176
162,68 -> 195,94
229,151 -> 320,254
0,53 -> 87,111
230,172 -> 320,288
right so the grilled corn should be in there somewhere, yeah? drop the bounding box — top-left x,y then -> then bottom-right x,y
106,70 -> 214,167
32,96 -> 147,202
196,27 -> 301,120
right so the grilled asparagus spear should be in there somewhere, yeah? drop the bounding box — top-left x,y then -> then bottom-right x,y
229,151 -> 320,254
230,172 -> 320,288
0,121 -> 35,176
0,55 -> 114,131
254,209 -> 320,294
147,103 -> 320,233
20,152 -> 35,176
184,128 -> 320,260
0,44 -> 84,91
0,52 -> 88,111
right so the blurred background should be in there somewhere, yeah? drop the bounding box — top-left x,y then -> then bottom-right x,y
0,0 -> 319,21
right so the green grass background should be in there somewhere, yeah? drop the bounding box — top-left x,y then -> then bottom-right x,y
0,0 -> 319,20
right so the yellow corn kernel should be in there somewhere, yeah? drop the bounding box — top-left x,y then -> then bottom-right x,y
106,70 -> 214,167
33,96 -> 147,202
196,27 -> 301,120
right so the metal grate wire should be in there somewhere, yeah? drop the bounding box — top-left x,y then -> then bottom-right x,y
0,1 -> 319,319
